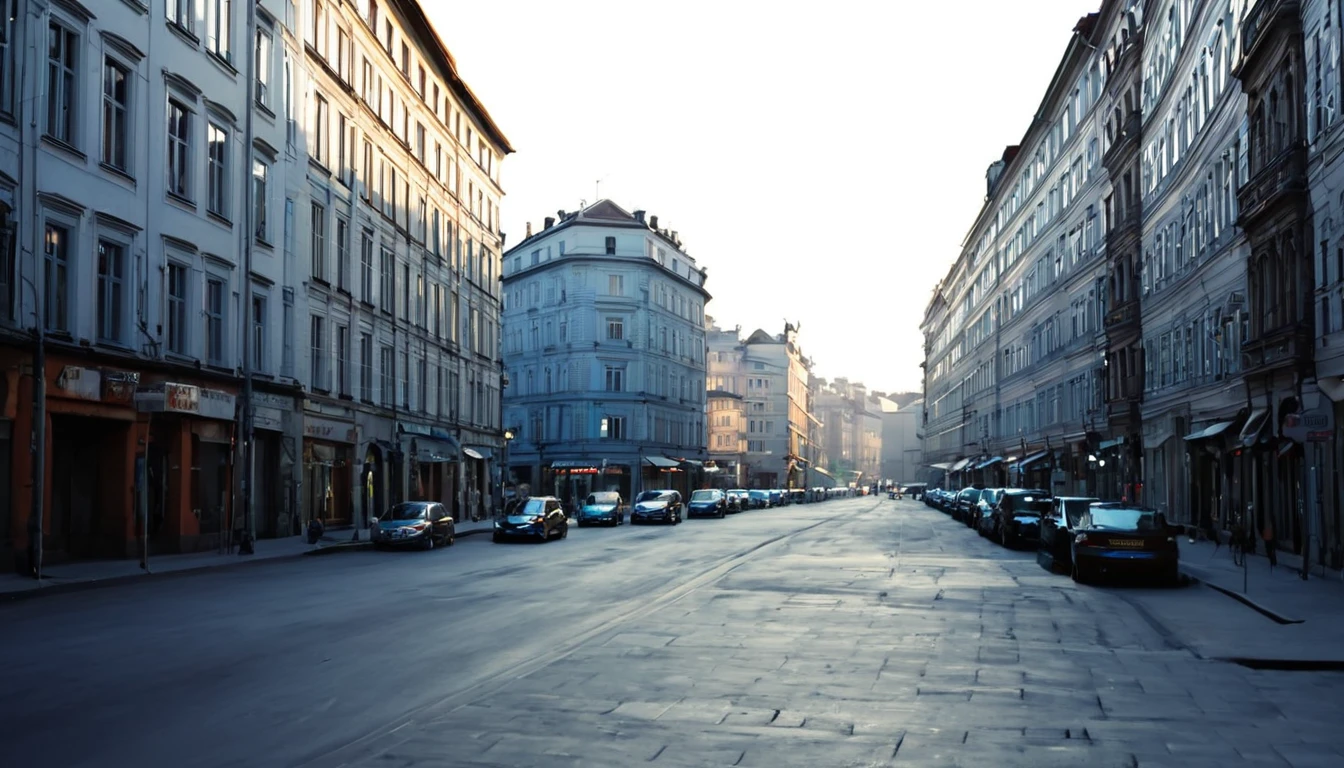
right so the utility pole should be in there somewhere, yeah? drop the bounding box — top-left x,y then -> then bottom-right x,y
237,0 -> 260,554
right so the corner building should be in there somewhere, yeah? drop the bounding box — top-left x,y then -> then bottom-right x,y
500,201 -> 710,506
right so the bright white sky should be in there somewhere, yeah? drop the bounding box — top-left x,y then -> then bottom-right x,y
430,0 -> 1097,395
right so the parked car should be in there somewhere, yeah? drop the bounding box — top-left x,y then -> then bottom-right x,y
371,501 -> 456,550
990,489 -> 1052,547
969,488 -> 1004,531
952,487 -> 984,523
747,490 -> 771,509
576,491 -> 625,527
1039,496 -> 1101,571
687,489 -> 727,519
768,489 -> 786,507
725,489 -> 750,513
493,496 -> 569,542
631,489 -> 683,525
1072,503 -> 1181,585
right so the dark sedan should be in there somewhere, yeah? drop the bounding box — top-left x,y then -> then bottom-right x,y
1039,496 -> 1101,571
686,489 -> 727,519
969,488 -> 1004,531
371,501 -> 456,549
725,489 -> 750,513
990,490 -> 1052,548
1072,504 -> 1180,585
493,496 -> 569,542
576,491 -> 625,527
630,490 -> 683,525
952,487 -> 983,523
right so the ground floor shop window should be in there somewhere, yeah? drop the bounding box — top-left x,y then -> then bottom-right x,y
305,441 -> 352,526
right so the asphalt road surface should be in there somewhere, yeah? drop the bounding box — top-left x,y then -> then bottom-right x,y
4,497 -> 1343,767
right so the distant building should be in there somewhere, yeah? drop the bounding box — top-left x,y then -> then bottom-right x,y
815,378 -> 881,488
501,201 -> 710,506
875,395 -> 922,485
706,319 -> 748,486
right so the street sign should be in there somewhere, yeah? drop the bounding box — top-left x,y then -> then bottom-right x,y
1283,406 -> 1334,443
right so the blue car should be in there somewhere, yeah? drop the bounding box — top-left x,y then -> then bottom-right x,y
577,491 -> 625,527
630,490 -> 683,525
371,501 -> 456,550
1071,504 -> 1180,585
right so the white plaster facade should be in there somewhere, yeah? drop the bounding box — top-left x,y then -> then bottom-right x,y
500,200 -> 710,505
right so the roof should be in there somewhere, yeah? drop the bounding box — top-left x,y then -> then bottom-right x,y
401,0 -> 513,153
505,199 -> 687,256
707,389 -> 743,400
744,329 -> 778,345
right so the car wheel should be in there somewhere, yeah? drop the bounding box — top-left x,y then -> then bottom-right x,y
445,529 -> 455,547
492,533 -> 502,543
560,523 -> 569,539
423,534 -> 434,551
1071,561 -> 1089,584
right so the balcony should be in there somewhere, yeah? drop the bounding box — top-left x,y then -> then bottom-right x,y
1237,144 -> 1307,229
1104,298 -> 1141,337
1102,110 -> 1143,171
1240,0 -> 1302,72
1105,211 -> 1141,255
1242,324 -> 1313,376
1106,399 -> 1140,429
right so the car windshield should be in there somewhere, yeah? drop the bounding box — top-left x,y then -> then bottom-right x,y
690,490 -> 719,501
1088,508 -> 1159,531
586,493 -> 619,506
982,490 -> 1001,504
961,489 -> 982,501
514,498 -> 547,516
385,503 -> 428,521
1062,499 -> 1100,526
636,491 -> 671,503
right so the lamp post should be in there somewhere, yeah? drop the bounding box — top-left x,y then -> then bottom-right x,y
499,427 -> 516,517
17,273 -> 44,581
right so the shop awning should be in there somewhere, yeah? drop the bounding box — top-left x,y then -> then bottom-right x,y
414,437 -> 459,464
810,466 -> 834,478
1184,420 -> 1237,442
1097,437 -> 1124,451
949,457 -> 973,473
974,456 -> 1004,470
928,462 -> 954,471
550,459 -> 598,470
644,455 -> 680,468
1012,450 -> 1050,470
463,447 -> 487,460
1239,408 -> 1270,448
674,458 -> 704,468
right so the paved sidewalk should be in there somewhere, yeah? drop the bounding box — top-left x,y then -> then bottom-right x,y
1172,535 -> 1344,663
0,517 -> 497,601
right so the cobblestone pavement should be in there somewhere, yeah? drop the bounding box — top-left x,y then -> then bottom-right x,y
5,498 -> 1342,767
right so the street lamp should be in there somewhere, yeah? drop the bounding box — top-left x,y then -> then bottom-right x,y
499,427 -> 517,516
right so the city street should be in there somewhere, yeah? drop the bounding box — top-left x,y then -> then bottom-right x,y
4,497 -> 1343,768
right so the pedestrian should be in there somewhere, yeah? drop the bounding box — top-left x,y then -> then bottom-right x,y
1204,511 -> 1221,554
1262,522 -> 1278,569
471,487 -> 481,522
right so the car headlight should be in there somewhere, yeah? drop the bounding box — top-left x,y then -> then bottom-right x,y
494,521 -> 502,529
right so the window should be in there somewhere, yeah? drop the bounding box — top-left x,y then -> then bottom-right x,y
255,28 -> 272,108
605,236 -> 616,254
604,366 -> 624,392
42,223 -> 69,333
401,263 -> 410,320
310,0 -> 327,56
102,58 -> 130,171
399,351 -> 409,406
312,93 -> 328,164
336,324 -> 349,395
415,123 -> 425,164
337,113 -> 349,182
166,100 -> 193,199
310,315 -> 327,390
607,317 -> 624,340
206,0 -> 231,60
416,358 -> 427,413
96,240 -> 125,343
311,203 -> 326,281
336,28 -> 349,83
608,274 -> 624,295
282,297 -> 294,377
361,139 -> 372,199
601,416 -> 625,440
360,229 -> 374,301
168,0 -> 194,32
204,278 -> 225,364
359,332 -> 373,400
379,247 -> 394,310
335,218 -> 349,290
0,0 -> 12,114
207,123 -> 228,217
252,294 -> 266,371
167,262 -> 188,354
253,160 -> 269,241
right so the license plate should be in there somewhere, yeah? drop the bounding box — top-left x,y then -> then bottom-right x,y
1109,538 -> 1144,548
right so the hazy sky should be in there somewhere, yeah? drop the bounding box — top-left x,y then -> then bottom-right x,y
431,0 -> 1097,395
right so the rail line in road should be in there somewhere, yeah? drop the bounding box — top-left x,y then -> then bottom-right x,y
294,498 -> 883,768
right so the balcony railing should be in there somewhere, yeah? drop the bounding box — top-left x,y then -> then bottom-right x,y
1242,324 -> 1312,375
1237,143 -> 1307,228
1241,0 -> 1301,65
1104,298 -> 1141,336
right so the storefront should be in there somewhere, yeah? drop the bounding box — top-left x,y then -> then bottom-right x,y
136,379 -> 238,555
462,446 -> 493,520
249,390 -> 298,539
642,455 -> 682,494
399,421 -> 460,510
303,413 -> 357,528
549,460 -> 632,506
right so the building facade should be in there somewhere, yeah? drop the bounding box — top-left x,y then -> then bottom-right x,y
877,395 -> 923,487
923,0 -> 1344,569
814,378 -> 882,488
290,0 -> 512,530
707,318 -> 747,487
500,200 -> 710,507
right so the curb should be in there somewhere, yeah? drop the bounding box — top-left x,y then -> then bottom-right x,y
1180,567 -> 1305,625
307,526 -> 494,555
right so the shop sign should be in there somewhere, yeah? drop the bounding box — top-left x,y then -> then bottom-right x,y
1284,406 -> 1335,443
54,366 -> 102,402
250,392 -> 290,432
101,370 -> 139,404
135,382 -> 236,419
305,415 -> 357,443
398,421 -> 432,436
198,388 -> 236,420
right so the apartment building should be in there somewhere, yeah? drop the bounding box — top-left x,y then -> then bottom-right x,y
814,378 -> 882,488
707,319 -> 747,487
500,201 -> 710,506
291,0 -> 512,527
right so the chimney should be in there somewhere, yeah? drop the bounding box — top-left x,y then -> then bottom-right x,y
526,221 -> 533,238
544,216 -> 555,229
634,210 -> 646,223
671,231 -> 679,245
649,215 -> 658,230
557,209 -> 566,220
